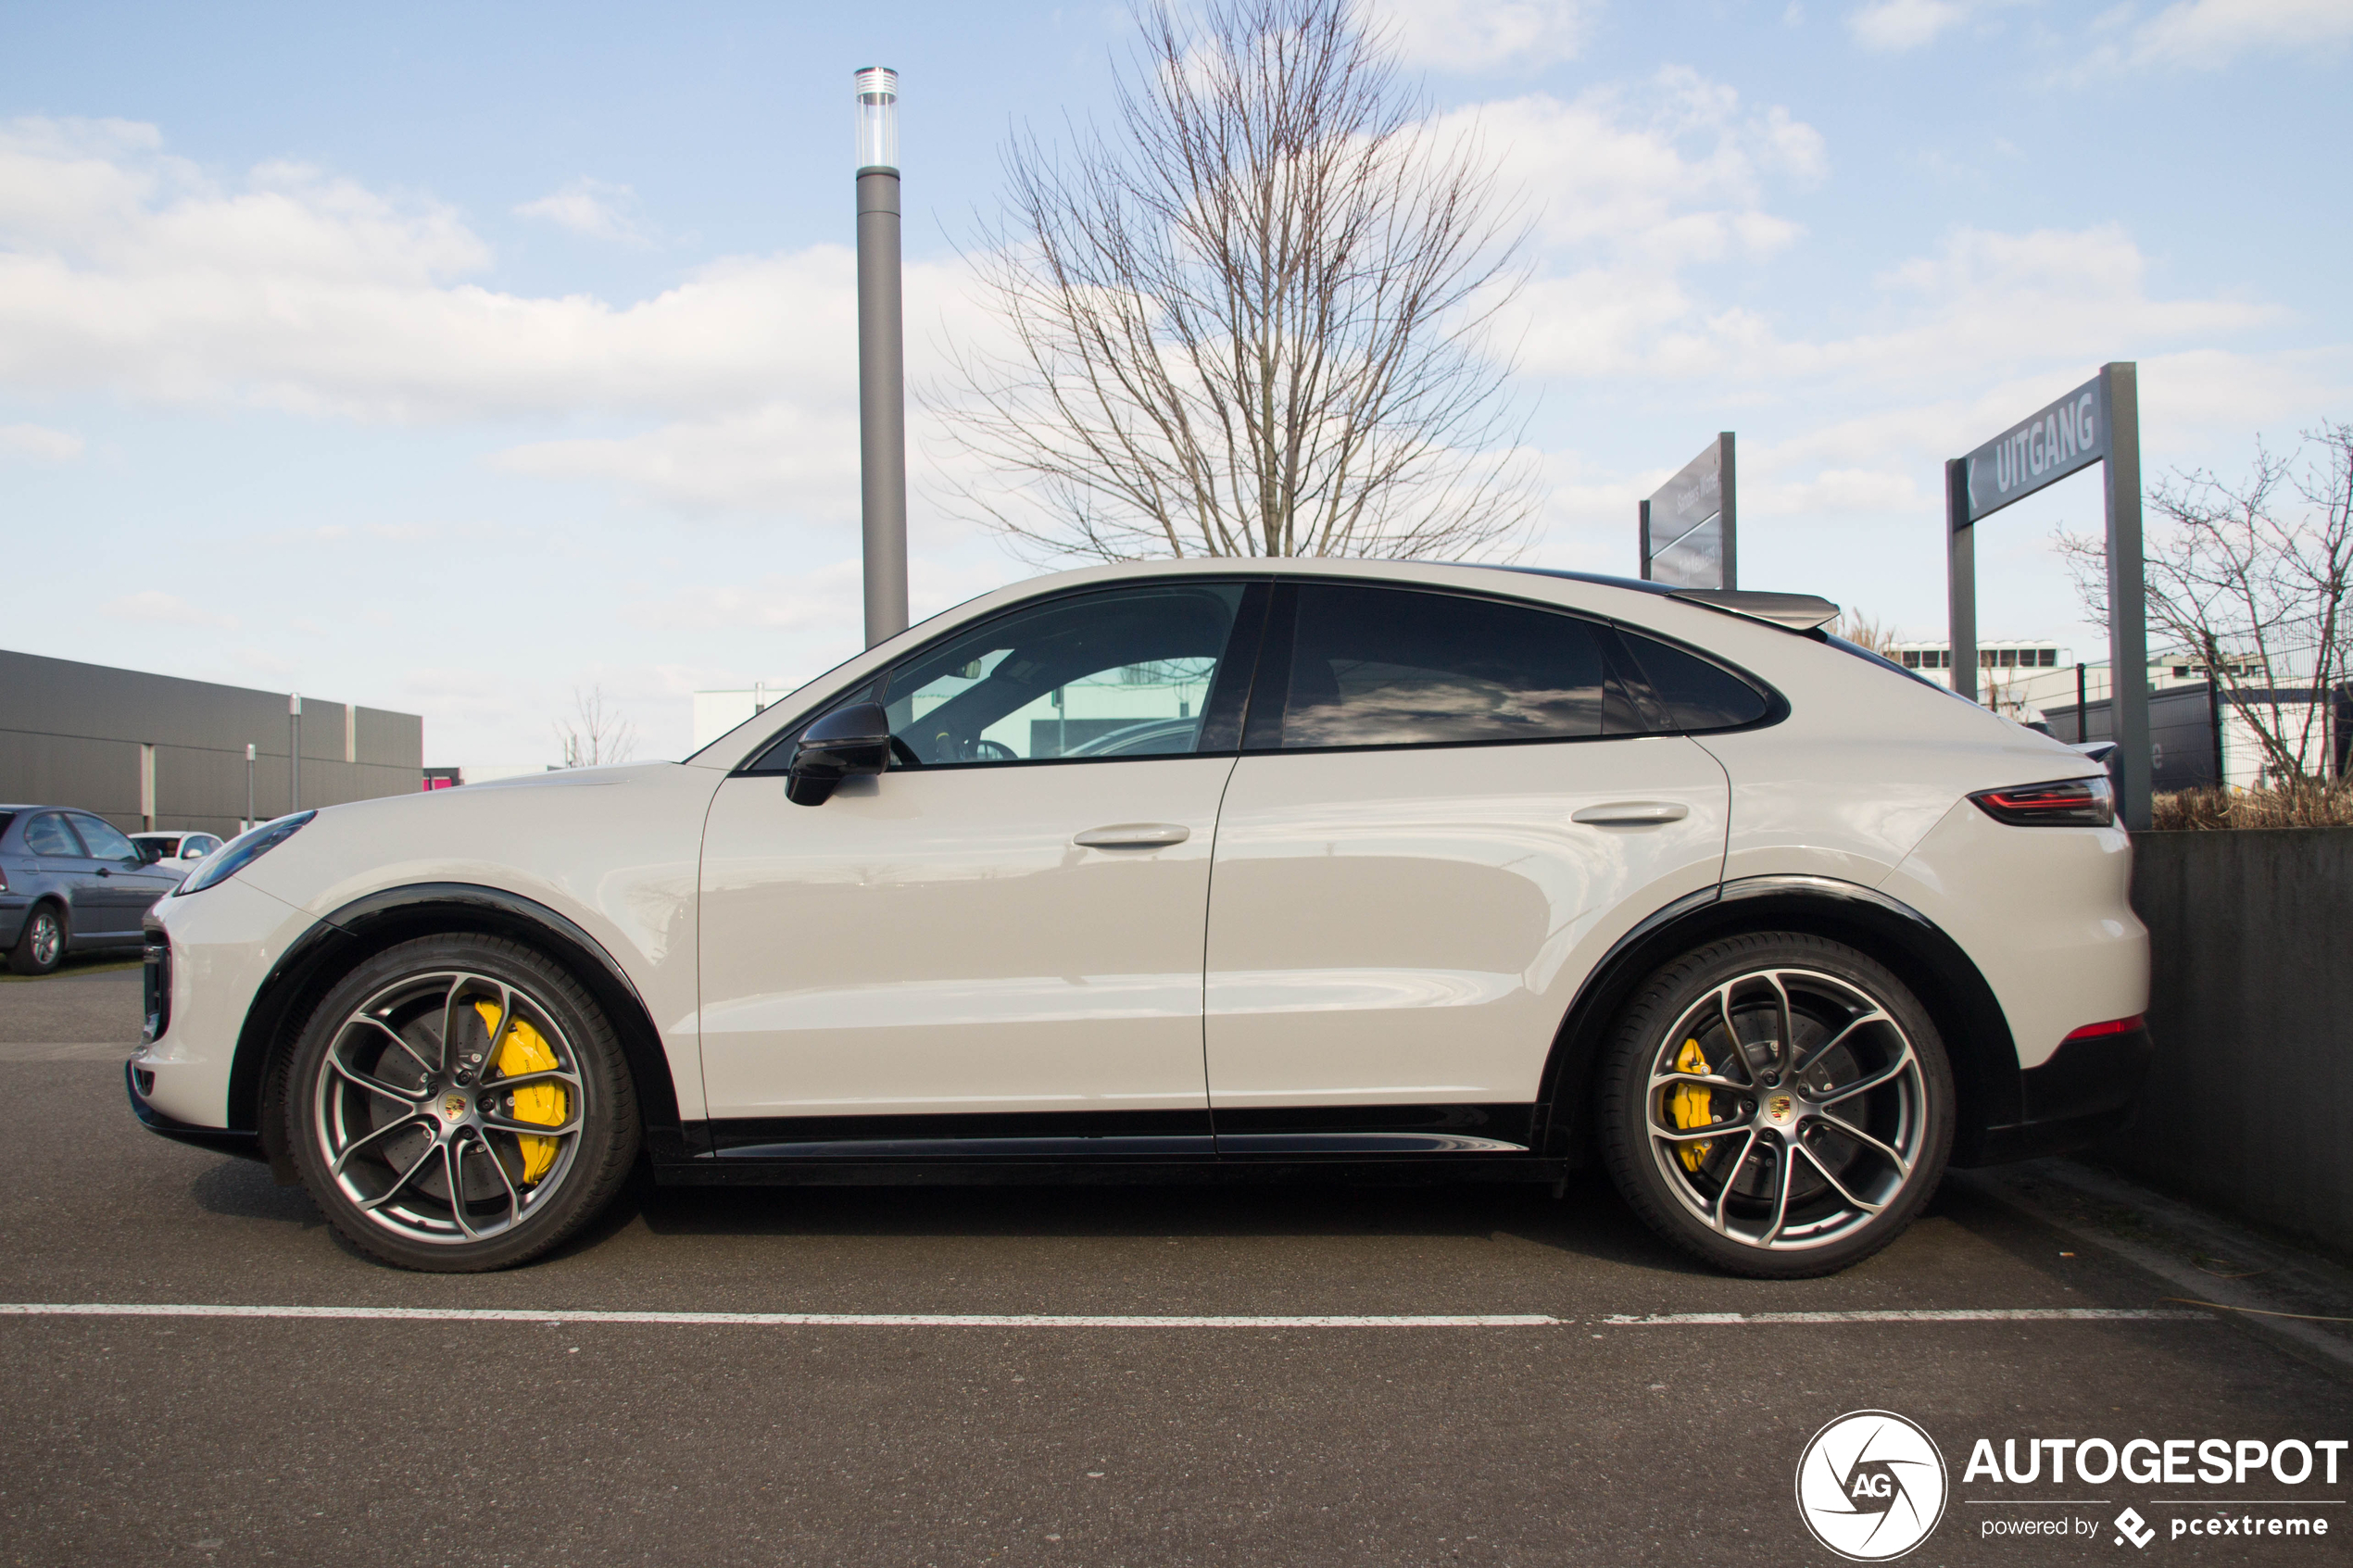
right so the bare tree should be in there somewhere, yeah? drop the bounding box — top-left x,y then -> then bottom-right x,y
929,0 -> 1535,564
554,685 -> 639,769
2057,421 -> 2352,785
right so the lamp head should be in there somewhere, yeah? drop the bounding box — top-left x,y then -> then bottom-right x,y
855,67 -> 899,173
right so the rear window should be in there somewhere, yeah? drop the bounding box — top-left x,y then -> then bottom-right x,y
1617,630 -> 1771,731
0,812 -> 13,840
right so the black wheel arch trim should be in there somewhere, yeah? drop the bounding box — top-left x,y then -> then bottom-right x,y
1530,872 -> 2021,1168
231,882 -> 693,1184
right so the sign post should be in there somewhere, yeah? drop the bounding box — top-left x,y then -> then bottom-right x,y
1947,361 -> 2148,828
1640,433 -> 1736,590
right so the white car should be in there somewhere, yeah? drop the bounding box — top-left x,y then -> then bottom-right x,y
128,559 -> 2149,1277
129,832 -> 226,876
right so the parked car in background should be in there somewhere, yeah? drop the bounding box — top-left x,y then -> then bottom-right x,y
130,832 -> 226,875
1,806 -> 184,974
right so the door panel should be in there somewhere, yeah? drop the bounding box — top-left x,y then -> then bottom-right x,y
699,757 -> 1238,1122
22,813 -> 107,939
69,813 -> 173,932
1202,735 -> 1729,1112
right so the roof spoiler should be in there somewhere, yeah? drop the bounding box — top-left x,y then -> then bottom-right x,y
1668,589 -> 1841,633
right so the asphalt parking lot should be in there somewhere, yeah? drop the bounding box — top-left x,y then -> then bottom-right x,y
3,966 -> 2346,1567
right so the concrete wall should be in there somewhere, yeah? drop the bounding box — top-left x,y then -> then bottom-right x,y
2089,828 -> 2353,1257
0,648 -> 422,837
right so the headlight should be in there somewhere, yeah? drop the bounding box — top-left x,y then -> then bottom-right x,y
176,811 -> 315,896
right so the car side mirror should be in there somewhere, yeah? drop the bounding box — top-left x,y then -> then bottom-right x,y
786,701 -> 894,807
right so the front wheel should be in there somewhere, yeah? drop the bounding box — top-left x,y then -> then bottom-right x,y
1599,933 -> 1954,1279
286,935 -> 641,1272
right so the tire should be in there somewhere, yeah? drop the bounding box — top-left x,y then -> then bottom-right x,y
285,934 -> 641,1272
7,903 -> 66,976
1598,932 -> 1955,1280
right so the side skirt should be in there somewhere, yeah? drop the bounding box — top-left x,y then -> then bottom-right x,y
668,1104 -> 1555,1186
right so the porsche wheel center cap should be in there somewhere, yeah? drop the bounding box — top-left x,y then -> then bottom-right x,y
442,1094 -> 469,1121
1766,1095 -> 1795,1125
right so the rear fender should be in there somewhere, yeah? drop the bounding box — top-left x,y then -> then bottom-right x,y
1531,875 -> 2020,1168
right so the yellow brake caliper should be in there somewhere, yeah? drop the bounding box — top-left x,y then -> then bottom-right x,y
476,1001 -> 567,1184
1667,1037 -> 1714,1173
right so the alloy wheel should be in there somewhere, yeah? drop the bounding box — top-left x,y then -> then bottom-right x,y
1642,966 -> 1928,1252
311,970 -> 587,1246
28,910 -> 61,970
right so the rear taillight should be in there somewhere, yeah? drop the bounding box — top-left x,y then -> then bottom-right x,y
1969,775 -> 2115,827
2061,1015 -> 2144,1042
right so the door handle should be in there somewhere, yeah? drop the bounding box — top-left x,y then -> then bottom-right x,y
1074,823 -> 1190,848
1571,801 -> 1691,826
94,867 -> 113,877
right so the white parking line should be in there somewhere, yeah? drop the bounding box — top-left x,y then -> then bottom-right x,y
0,1304 -> 1561,1328
1604,1309 -> 2213,1324
0,1303 -> 2215,1329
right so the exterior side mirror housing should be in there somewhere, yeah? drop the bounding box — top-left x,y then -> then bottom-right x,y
786,702 -> 893,806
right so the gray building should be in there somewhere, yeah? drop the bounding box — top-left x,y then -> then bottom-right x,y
0,649 -> 422,837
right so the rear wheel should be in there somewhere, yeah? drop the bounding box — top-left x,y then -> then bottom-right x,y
286,935 -> 640,1272
7,904 -> 65,976
1599,932 -> 1954,1279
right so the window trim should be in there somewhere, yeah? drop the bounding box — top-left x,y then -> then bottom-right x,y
1238,577 -> 1784,757
735,578 -> 1275,776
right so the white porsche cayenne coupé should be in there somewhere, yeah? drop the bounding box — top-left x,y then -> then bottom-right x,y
129,558 -> 2150,1277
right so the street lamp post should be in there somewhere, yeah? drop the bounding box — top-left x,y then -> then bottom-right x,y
245,744 -> 256,832
856,66 -> 909,648
288,694 -> 302,813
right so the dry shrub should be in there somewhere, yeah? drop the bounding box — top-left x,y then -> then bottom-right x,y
2152,782 -> 2353,830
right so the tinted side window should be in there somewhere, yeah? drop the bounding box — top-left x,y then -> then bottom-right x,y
1617,629 -> 1770,731
70,813 -> 141,862
23,814 -> 83,857
1265,584 -> 1613,749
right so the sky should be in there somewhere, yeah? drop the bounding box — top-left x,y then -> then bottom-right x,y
2,0 -> 2347,769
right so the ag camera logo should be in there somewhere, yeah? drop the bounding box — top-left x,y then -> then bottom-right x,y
1796,1410 -> 1949,1561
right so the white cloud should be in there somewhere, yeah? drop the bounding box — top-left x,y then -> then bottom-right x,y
514,177 -> 656,245
0,118 -> 867,424
102,589 -> 237,629
1372,0 -> 1598,71
492,404 -> 861,518
0,421 -> 80,460
1440,71 -> 1825,262
624,556 -> 1015,641
1847,0 -> 1976,50
1510,222 -> 2280,384
2124,0 -> 2353,67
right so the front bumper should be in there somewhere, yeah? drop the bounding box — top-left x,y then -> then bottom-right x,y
126,1060 -> 264,1161
1970,1022 -> 2156,1164
127,875 -> 321,1132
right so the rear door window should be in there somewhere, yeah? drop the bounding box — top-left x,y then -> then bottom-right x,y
1250,583 -> 1628,750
